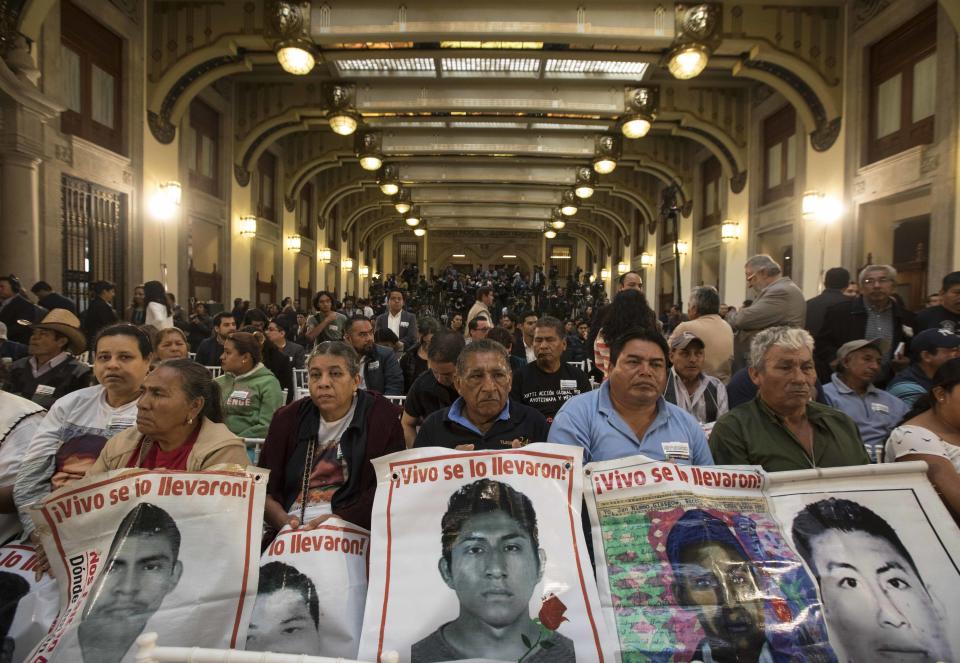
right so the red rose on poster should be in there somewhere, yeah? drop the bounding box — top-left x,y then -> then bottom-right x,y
538,594 -> 568,630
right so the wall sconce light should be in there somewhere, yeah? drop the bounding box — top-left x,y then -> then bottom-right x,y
675,240 -> 689,255
238,215 -> 257,238
720,220 -> 741,243
324,83 -> 359,136
802,190 -> 843,224
617,261 -> 629,275
378,164 -> 400,196
318,248 -> 332,262
620,86 -> 658,139
801,190 -> 824,219
356,131 -> 383,171
413,227 -> 426,237
341,258 -> 354,270
560,190 -> 579,216
600,268 -> 611,280
149,181 -> 182,220
359,266 -> 370,278
592,134 -> 621,174
640,252 -> 655,267
574,166 -> 596,199
285,234 -> 302,252
393,187 -> 412,214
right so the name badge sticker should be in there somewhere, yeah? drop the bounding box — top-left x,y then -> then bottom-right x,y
400,321 -> 409,327
368,361 -> 380,370
34,384 -> 55,396
661,441 -> 691,460
559,379 -> 578,390
227,390 -> 253,407
109,416 -> 136,430
871,402 -> 890,413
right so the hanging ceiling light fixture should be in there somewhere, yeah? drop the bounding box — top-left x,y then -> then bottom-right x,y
560,190 -> 578,216
574,166 -> 597,199
377,164 -> 400,196
323,83 -> 360,136
620,86 -> 659,139
666,4 -> 720,80
413,227 -> 426,237
593,134 -> 621,175
550,209 -> 566,230
544,228 -> 558,239
269,1 -> 317,75
404,206 -> 421,227
393,187 -> 412,214
356,131 -> 383,171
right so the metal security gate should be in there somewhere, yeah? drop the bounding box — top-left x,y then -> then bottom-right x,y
61,175 -> 126,314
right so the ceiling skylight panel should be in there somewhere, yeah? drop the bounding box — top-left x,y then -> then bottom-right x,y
335,58 -> 436,77
544,59 -> 649,79
440,57 -> 540,77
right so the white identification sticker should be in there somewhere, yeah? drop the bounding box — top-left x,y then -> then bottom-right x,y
400,321 -> 409,327
661,441 -> 691,460
33,384 -> 55,396
368,361 -> 380,370
871,402 -> 890,413
109,416 -> 136,430
227,390 -> 252,407
559,379 -> 579,390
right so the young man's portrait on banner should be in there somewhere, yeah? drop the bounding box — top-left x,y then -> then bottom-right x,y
246,561 -> 323,655
411,478 -> 576,663
78,503 -> 183,663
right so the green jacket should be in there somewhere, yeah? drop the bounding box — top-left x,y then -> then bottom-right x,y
215,363 -> 284,438
709,396 -> 870,472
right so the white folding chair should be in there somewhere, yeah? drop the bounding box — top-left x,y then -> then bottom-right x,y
244,438 -> 265,464
385,394 -> 406,413
205,365 -> 223,378
135,632 -> 398,662
295,387 -> 310,400
293,368 -> 308,390
188,352 -> 197,360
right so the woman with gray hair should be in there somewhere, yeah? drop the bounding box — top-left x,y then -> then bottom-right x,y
709,326 -> 870,472
259,341 -> 404,533
88,358 -> 249,472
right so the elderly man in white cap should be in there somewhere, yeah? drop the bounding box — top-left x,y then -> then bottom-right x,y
663,331 -> 728,425
7,309 -> 91,408
822,338 -> 909,462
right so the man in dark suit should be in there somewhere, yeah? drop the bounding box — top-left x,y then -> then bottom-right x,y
345,315 -> 403,395
374,288 -> 417,351
804,267 -> 850,337
0,275 -> 41,344
815,264 -> 914,385
30,281 -> 76,314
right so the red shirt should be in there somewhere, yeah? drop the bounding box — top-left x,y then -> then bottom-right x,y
125,424 -> 201,470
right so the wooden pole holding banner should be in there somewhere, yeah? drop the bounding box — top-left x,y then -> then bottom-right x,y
135,632 -> 400,663
764,460 -> 930,486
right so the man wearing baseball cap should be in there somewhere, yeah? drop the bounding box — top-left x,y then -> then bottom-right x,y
664,331 -> 728,425
7,309 -> 91,408
822,339 -> 908,461
887,329 -> 960,407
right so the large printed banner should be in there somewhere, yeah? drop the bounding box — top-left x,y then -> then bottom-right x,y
767,461 -> 960,663
25,468 -> 267,663
584,457 -> 835,663
250,517 -> 369,658
0,544 -> 58,663
359,443 -> 611,663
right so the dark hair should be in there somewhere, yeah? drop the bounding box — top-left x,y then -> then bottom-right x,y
477,286 -> 494,300
111,503 -> 182,563
344,314 -> 371,335
427,331 -> 465,364
157,358 -> 224,423
375,328 -> 399,344
521,311 -> 539,323
534,316 -> 565,338
609,327 -> 670,368
91,280 -> 116,296
468,315 -> 490,332
824,267 -> 851,290
143,280 -> 171,314
617,270 -> 642,286
791,497 -> 921,584
599,289 -> 658,346
266,319 -> 287,336
456,338 -> 510,375
942,271 -> 960,292
0,571 -> 29,640
902,357 -> 960,422
313,291 -> 335,309
387,288 -> 405,301
213,311 -> 235,328
243,309 -> 268,326
485,326 -> 514,350
258,562 -> 320,630
0,275 -> 21,293
500,311 -> 518,324
418,316 -> 442,337
31,280 -> 53,294
665,510 -> 750,590
226,331 -> 262,365
440,479 -> 539,567
94,324 -> 153,358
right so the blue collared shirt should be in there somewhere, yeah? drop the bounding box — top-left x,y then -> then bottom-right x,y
447,397 -> 511,436
823,373 -> 909,461
548,381 -> 714,465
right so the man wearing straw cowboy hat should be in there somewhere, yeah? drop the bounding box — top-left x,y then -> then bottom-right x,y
7,309 -> 91,409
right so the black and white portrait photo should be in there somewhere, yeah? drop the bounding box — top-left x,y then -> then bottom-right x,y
246,561 -> 322,655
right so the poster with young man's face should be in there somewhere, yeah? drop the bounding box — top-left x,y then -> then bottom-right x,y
583,456 -> 835,663
0,545 -> 59,663
248,518 -> 369,658
358,444 -> 611,663
23,468 -> 266,663
767,462 -> 960,663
